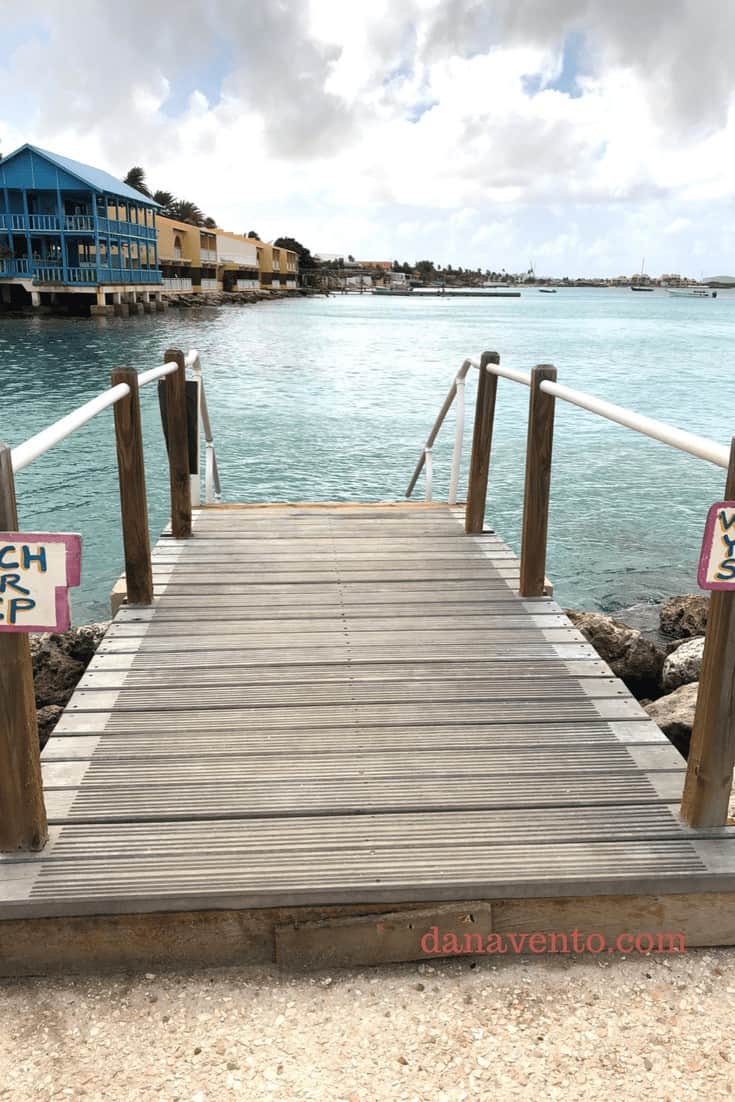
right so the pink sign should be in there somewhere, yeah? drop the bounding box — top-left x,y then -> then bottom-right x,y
698,503 -> 735,591
0,533 -> 82,632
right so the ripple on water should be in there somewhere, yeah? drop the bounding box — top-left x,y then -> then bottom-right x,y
0,289 -> 731,622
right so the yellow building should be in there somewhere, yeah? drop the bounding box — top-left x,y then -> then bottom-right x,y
157,215 -> 219,293
216,230 -> 259,291
157,218 -> 299,295
247,239 -> 298,291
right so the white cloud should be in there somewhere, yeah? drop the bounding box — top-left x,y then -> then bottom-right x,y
664,218 -> 692,235
2,1 -> 735,275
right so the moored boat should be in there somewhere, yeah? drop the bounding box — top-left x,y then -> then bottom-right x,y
666,286 -> 717,298
631,256 -> 654,290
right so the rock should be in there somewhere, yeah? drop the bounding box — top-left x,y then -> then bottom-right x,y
36,704 -> 64,748
662,636 -> 705,691
31,623 -> 108,748
645,682 -> 698,758
31,637 -> 85,710
614,602 -> 669,647
62,623 -> 107,665
565,610 -> 664,698
659,594 -> 708,639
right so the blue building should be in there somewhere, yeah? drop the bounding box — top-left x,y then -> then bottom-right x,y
0,144 -> 162,311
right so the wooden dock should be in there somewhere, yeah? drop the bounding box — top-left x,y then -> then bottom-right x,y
4,345 -> 735,974
3,501 -> 735,972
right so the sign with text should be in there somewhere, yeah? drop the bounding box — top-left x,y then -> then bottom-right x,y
0,533 -> 81,632
698,503 -> 735,590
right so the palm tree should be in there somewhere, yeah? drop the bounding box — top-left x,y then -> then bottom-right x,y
124,167 -> 151,197
203,216 -> 217,229
152,190 -> 176,217
172,200 -> 204,226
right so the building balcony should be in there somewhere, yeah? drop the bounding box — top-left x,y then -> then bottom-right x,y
0,262 -> 161,285
1,213 -> 60,232
199,278 -> 219,291
0,258 -> 32,277
96,217 -> 157,240
162,277 -> 193,292
98,268 -> 162,285
1,213 -> 157,238
201,249 -> 217,263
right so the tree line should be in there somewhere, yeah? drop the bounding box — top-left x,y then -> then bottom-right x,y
123,167 -> 318,271
123,167 -> 217,228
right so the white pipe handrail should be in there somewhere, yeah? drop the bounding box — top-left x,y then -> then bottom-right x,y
10,361 -> 179,473
539,379 -> 730,470
138,361 -> 179,387
487,363 -> 532,387
406,358 -> 476,497
407,351 -> 731,503
11,384 -> 131,473
186,349 -> 221,502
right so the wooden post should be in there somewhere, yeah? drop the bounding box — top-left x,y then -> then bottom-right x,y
112,367 -> 153,605
0,444 -> 48,852
163,348 -> 192,538
519,365 -> 557,597
465,351 -> 500,534
681,438 -> 735,827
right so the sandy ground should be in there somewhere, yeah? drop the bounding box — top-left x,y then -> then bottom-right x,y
1,949 -> 735,1101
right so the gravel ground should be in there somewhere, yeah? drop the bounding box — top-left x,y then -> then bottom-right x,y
2,950 -> 735,1100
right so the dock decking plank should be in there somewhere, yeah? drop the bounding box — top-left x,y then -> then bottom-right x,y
3,501 -> 735,926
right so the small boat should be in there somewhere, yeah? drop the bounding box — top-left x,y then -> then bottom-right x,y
631,256 -> 654,290
538,288 -> 557,294
666,285 -> 717,298
372,286 -> 414,296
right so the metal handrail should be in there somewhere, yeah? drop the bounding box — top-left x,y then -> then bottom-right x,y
11,353 -> 222,506
539,378 -> 730,470
406,358 -> 476,501
11,362 -> 178,473
186,350 -> 222,503
408,353 -> 730,503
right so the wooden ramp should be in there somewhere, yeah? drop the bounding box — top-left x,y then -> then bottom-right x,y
3,503 -> 735,970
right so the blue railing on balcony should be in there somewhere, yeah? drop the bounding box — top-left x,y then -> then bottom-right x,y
0,213 -> 60,232
1,213 -> 157,239
64,215 -> 96,232
0,258 -> 31,277
97,268 -> 161,284
97,217 -> 157,240
0,259 -> 162,284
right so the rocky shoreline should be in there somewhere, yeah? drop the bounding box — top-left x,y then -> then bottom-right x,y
32,624 -> 108,746
565,594 -> 708,757
32,594 -> 709,757
163,288 -> 314,309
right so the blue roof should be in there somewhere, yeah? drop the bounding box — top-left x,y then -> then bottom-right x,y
1,144 -> 159,206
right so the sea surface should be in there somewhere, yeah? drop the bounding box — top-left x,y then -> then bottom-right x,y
0,287 -> 733,624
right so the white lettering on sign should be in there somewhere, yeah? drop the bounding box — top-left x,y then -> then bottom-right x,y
698,503 -> 735,591
0,532 -> 82,632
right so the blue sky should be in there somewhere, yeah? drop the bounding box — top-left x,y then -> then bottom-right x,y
1,1 -> 734,278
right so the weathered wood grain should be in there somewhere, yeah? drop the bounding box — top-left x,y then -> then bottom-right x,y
162,349 -> 192,539
111,367 -> 153,605
520,365 -> 557,597
2,500 -> 735,937
465,352 -> 500,533
0,445 -> 48,852
681,438 -> 735,826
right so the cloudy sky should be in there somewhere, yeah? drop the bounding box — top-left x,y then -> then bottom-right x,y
2,0 -> 734,277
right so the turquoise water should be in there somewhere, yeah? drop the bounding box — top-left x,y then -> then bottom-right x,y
0,288 -> 733,623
